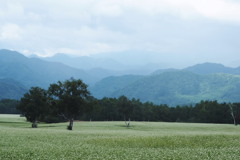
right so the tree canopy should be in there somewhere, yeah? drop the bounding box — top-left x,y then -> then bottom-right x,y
48,78 -> 90,130
17,87 -> 49,128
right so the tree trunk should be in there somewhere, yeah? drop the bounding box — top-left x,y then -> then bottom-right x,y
229,104 -> 237,125
67,118 -> 74,130
32,120 -> 37,128
124,116 -> 130,127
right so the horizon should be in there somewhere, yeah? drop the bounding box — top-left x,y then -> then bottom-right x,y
1,48 -> 240,70
0,0 -> 240,68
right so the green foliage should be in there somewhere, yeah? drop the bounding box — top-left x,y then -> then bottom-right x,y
17,87 -> 49,127
48,78 -> 91,130
1,115 -> 240,160
0,99 -> 19,114
82,97 -> 236,124
194,101 -> 230,123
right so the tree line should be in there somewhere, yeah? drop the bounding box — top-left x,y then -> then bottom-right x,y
0,99 -> 20,114
1,78 -> 240,130
84,97 -> 240,125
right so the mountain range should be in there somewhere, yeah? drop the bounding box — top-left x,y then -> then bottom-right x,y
42,53 -> 164,76
0,49 -> 93,88
0,49 -> 240,105
90,71 -> 240,106
90,63 -> 240,106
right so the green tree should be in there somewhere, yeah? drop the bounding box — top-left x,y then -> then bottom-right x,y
48,78 -> 90,130
17,87 -> 49,128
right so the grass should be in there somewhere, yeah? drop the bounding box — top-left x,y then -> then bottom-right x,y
1,114 -> 240,159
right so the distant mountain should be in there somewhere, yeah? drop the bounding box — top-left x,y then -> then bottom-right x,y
0,78 -> 27,99
93,50 -> 171,67
184,62 -> 240,75
86,68 -> 120,81
2,49 -> 240,104
0,49 -> 93,88
90,71 -> 240,106
43,53 -> 165,76
44,53 -> 125,71
152,62 -> 240,75
90,75 -> 144,98
152,68 -> 179,75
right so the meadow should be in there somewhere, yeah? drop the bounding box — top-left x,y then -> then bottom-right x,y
1,114 -> 240,160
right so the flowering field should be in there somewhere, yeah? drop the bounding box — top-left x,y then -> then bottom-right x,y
1,114 -> 240,160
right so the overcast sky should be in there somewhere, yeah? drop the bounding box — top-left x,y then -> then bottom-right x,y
0,0 -> 240,68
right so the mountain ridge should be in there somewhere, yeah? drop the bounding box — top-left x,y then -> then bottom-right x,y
1,49 -> 240,105
90,70 -> 240,106
0,49 -> 94,88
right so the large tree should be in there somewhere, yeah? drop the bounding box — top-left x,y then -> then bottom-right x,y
17,87 -> 49,128
48,78 -> 90,130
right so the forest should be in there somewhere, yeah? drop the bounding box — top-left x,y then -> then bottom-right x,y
1,96 -> 240,125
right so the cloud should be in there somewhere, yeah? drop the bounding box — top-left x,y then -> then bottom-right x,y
177,0 -> 240,22
0,0 -> 239,67
0,23 -> 23,40
116,0 -> 240,22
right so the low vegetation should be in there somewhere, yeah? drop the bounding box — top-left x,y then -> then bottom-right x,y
1,114 -> 240,160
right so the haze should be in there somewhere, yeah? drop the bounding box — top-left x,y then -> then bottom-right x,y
0,0 -> 240,68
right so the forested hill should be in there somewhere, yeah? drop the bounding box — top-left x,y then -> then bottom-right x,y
90,71 -> 240,106
89,75 -> 144,98
0,49 -> 93,88
0,78 -> 27,99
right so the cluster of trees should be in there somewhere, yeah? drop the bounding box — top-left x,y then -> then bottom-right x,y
2,78 -> 240,130
17,78 -> 91,130
0,99 -> 19,114
84,98 -> 240,125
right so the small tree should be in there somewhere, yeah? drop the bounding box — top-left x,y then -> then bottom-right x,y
17,87 -> 49,128
229,103 -> 240,125
48,78 -> 90,130
118,96 -> 133,127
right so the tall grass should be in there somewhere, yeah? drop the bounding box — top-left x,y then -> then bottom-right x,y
1,114 -> 240,159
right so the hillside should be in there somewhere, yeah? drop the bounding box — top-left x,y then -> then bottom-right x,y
90,71 -> 240,106
0,49 -> 93,88
90,75 -> 144,98
0,79 -> 27,99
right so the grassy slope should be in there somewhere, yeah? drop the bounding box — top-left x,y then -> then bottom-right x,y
1,114 -> 240,160
111,72 -> 240,105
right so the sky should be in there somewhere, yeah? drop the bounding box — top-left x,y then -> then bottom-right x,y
0,0 -> 240,68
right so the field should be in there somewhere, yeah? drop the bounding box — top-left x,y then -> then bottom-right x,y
1,115 -> 240,160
